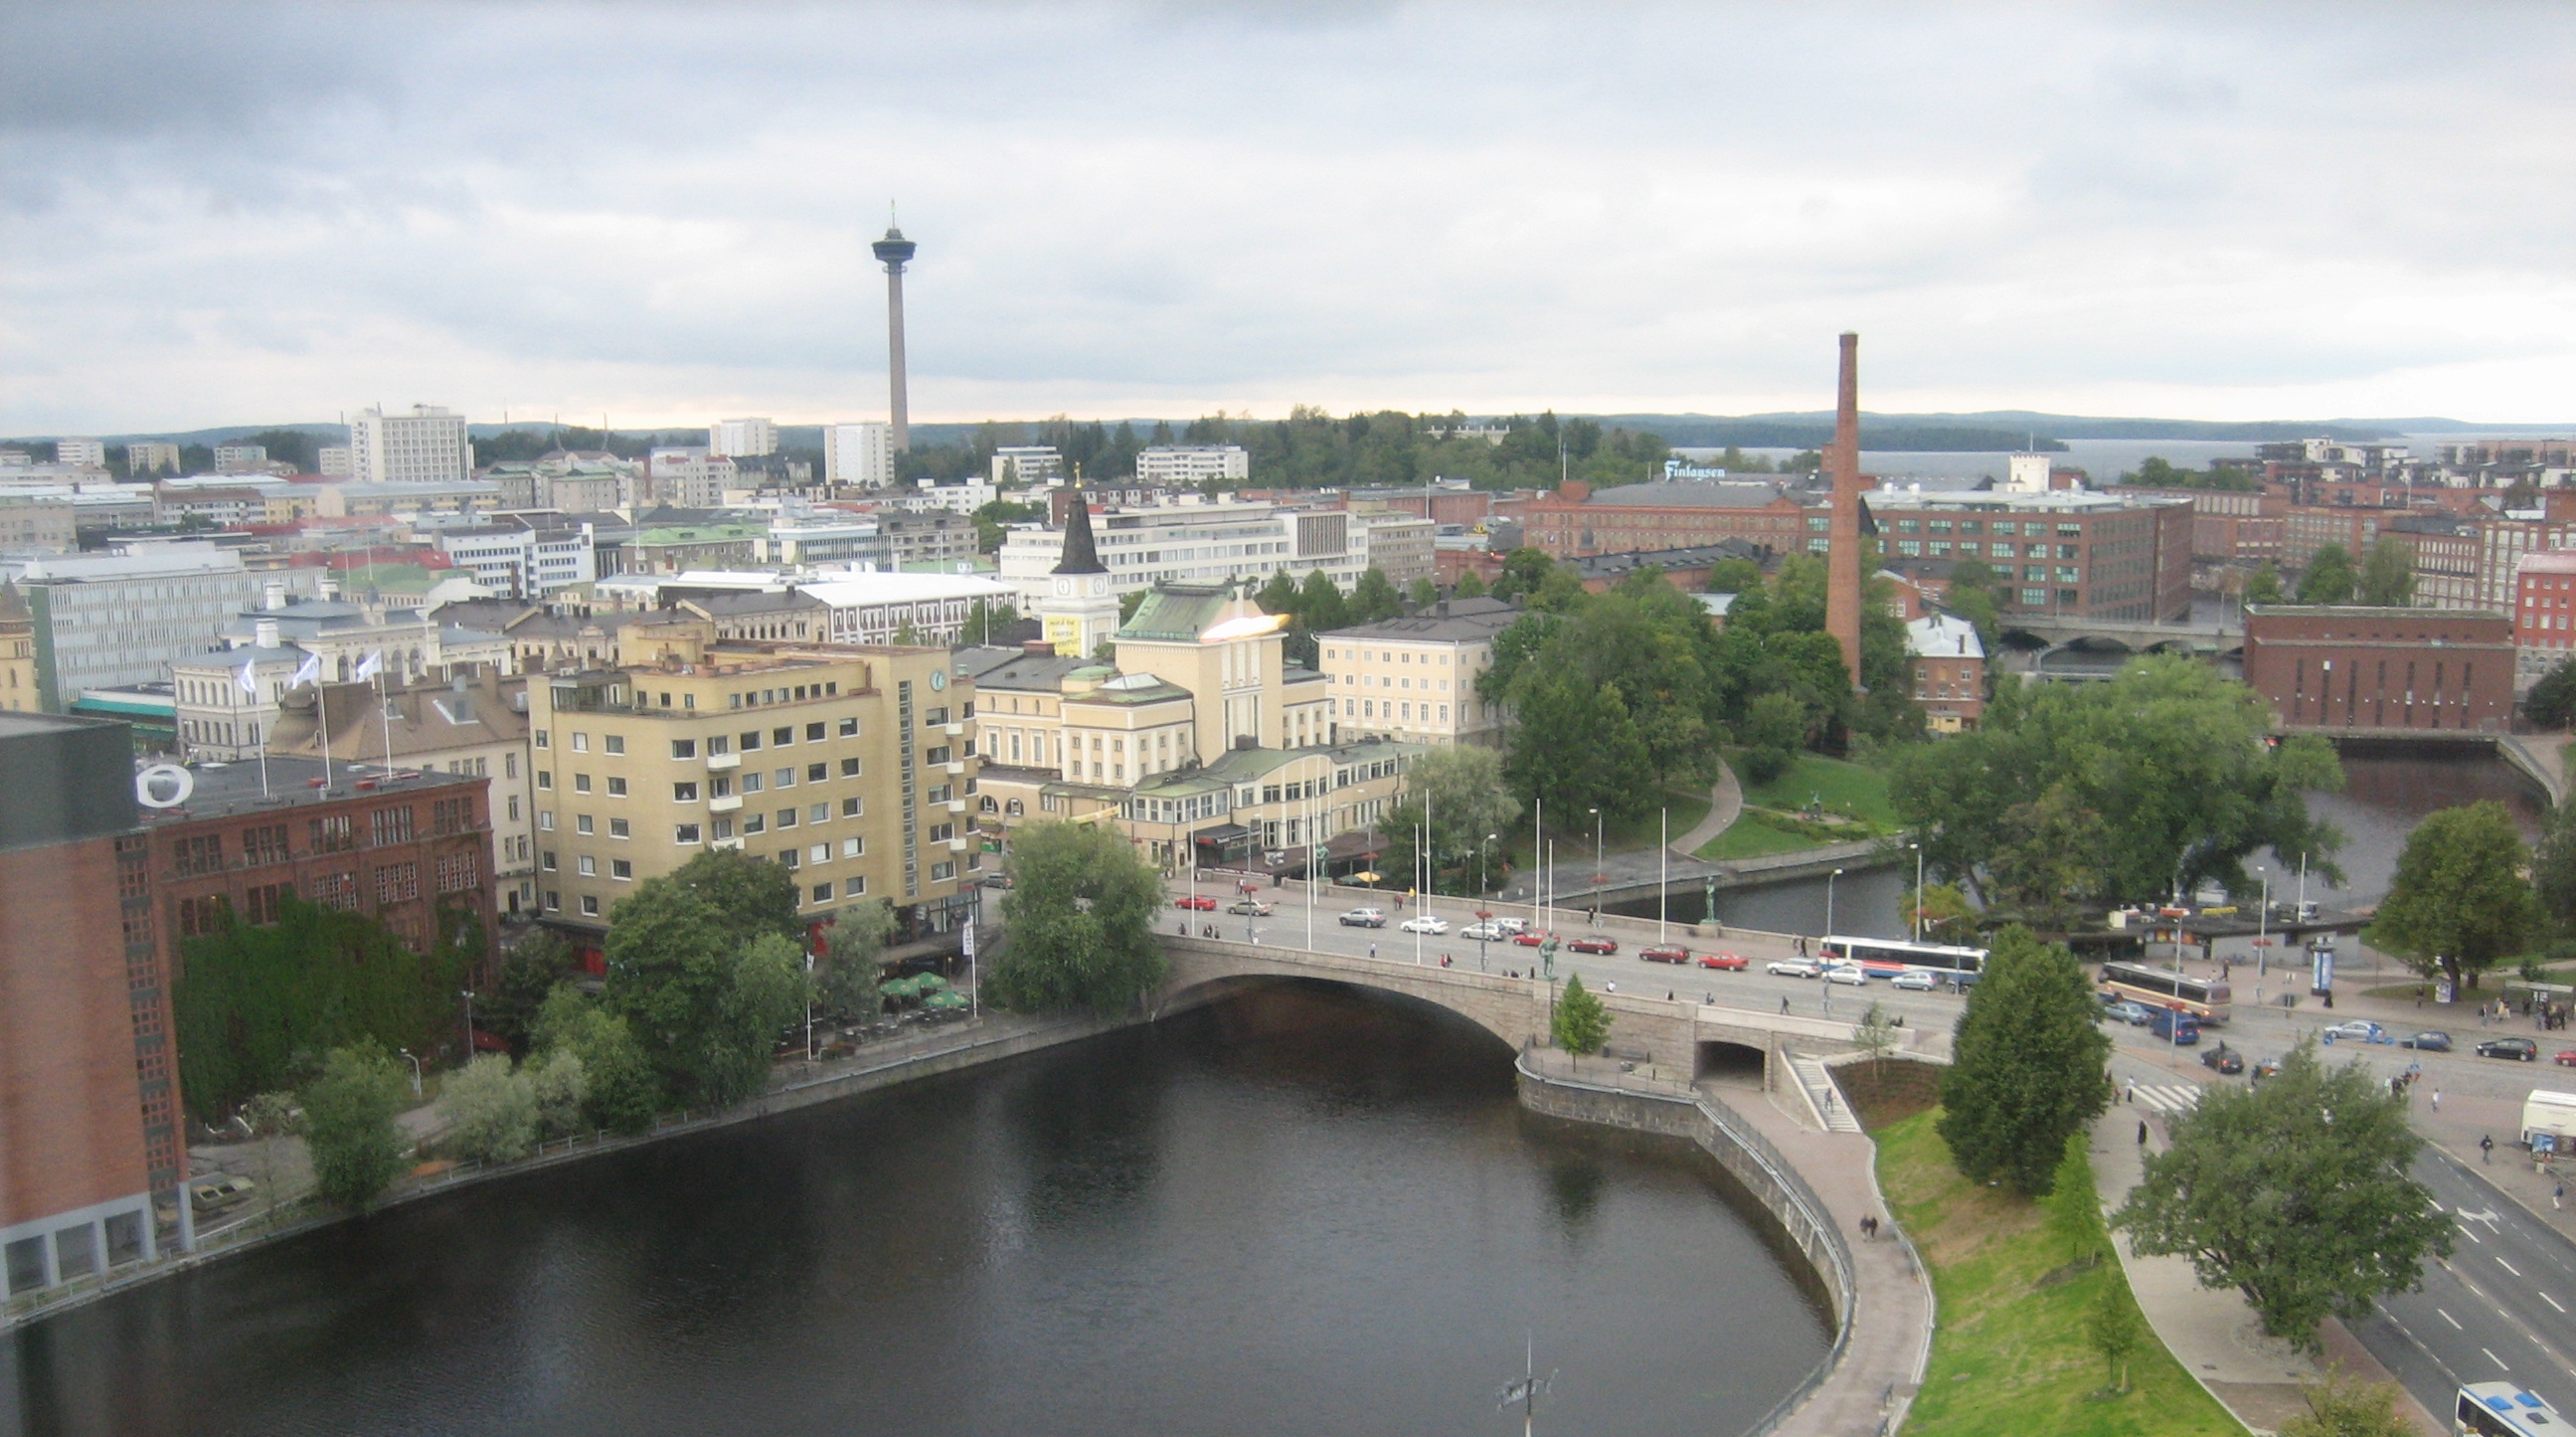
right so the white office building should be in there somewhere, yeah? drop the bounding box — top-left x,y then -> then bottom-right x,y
51,439 -> 105,468
0,546 -> 321,709
349,404 -> 472,484
709,417 -> 778,458
1136,446 -> 1250,484
996,498 -> 1434,607
991,447 -> 1066,485
433,520 -> 599,596
823,422 -> 896,485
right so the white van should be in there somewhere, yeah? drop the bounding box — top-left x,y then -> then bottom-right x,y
2518,1089 -> 2576,1154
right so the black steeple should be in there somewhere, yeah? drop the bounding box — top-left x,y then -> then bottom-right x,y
1053,477 -> 1107,576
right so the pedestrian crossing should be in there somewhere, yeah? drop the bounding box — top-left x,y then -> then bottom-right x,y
2131,1083 -> 2202,1116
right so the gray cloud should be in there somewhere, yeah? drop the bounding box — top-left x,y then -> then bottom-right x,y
3,1 -> 2575,432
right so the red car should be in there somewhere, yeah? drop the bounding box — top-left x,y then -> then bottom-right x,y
1569,936 -> 1619,955
2557,1050 -> 2576,1067
1640,945 -> 1690,965
1512,930 -> 1551,948
1698,952 -> 1749,971
1174,895 -> 1217,911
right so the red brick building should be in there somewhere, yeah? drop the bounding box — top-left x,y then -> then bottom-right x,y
2514,550 -> 2576,678
2,713 -> 178,1298
142,756 -> 497,978
1865,486 -> 2195,623
2116,487 -> 2287,563
2242,606 -> 2514,732
1522,479 -> 1805,559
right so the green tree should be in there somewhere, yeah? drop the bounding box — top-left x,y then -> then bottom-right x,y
532,985 -> 660,1134
1737,690 -> 1805,785
1348,566 -> 1402,623
172,893 -> 472,1120
2277,1369 -> 2420,1437
1255,570 -> 1301,617
1377,745 -> 1523,892
816,898 -> 895,1022
2114,1042 -> 2453,1349
601,850 -> 808,1104
1490,548 -> 1556,601
970,498 -> 1045,553
1890,656 -> 2343,913
2526,657 -> 2576,729
2084,1282 -> 2145,1393
962,599 -> 1020,644
2366,801 -> 2540,992
1295,569 -> 1348,633
2536,799 -> 2576,939
1500,671 -> 1656,823
483,932 -> 576,1058
436,1053 -> 539,1166
1453,568 -> 1488,599
1408,576 -> 1441,609
1552,973 -> 1611,1057
1944,585 -> 2000,664
1937,927 -> 2111,1195
2244,562 -> 2286,606
991,820 -> 1167,1013
2355,540 -> 2415,607
1909,882 -> 1977,944
1705,556 -> 1765,595
302,1043 -> 410,1210
526,1047 -> 589,1138
2297,545 -> 2357,605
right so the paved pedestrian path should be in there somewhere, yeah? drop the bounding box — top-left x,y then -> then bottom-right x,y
1670,757 -> 1742,856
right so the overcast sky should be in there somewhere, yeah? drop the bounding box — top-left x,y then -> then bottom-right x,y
5,2 -> 2573,435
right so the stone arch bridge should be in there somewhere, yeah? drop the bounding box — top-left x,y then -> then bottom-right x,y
1154,936 -> 1872,1086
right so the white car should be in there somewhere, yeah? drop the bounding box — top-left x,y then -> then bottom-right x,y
1493,916 -> 1531,936
1823,965 -> 1870,987
1338,908 -> 1387,928
1398,916 -> 1450,935
1889,970 -> 1939,991
1766,958 -> 1822,979
1461,921 -> 1509,941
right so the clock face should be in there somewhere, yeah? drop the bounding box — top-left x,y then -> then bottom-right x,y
1055,579 -> 1070,596
930,668 -> 948,690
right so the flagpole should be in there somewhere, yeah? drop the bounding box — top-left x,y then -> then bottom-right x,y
315,672 -> 332,789
378,668 -> 397,775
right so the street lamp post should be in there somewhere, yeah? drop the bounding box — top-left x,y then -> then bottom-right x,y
1825,868 -> 1844,941
1658,807 -> 1669,945
2256,866 -> 2271,978
396,1048 -> 422,1098
1909,842 -> 1924,944
1479,832 -> 1498,972
459,989 -> 475,1061
1589,808 -> 1603,925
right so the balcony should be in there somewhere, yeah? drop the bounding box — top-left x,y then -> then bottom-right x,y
946,836 -> 969,852
944,723 -> 965,738
945,799 -> 967,814
944,761 -> 966,777
711,836 -> 744,852
706,752 -> 741,771
708,795 -> 744,813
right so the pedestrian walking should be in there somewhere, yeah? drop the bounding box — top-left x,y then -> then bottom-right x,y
2556,1180 -> 2565,1211
2482,1135 -> 2495,1164
2432,1087 -> 2441,1113
2124,1078 -> 2135,1104
1781,994 -> 1791,1014
1368,942 -> 1377,959
2138,1120 -> 2148,1146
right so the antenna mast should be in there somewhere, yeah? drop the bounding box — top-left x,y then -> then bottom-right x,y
1495,1336 -> 1556,1437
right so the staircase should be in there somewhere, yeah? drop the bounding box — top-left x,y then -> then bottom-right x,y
1789,1055 -> 1863,1133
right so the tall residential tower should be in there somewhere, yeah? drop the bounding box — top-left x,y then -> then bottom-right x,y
872,224 -> 918,452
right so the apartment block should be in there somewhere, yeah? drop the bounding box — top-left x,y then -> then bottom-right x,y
1318,598 -> 1519,748
646,448 -> 739,508
990,447 -> 1066,485
1135,446 -> 1250,484
527,625 -> 980,949
349,405 -> 472,485
0,494 -> 76,553
124,443 -> 182,476
822,423 -> 896,486
2,714 -> 180,1300
2515,551 -> 2576,679
708,418 -> 777,459
52,439 -> 105,468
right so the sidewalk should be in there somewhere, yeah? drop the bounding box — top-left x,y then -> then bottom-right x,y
2093,1101 -> 2443,1436
1670,759 -> 1743,856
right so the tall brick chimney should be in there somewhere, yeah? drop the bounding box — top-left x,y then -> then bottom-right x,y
1824,332 -> 1866,689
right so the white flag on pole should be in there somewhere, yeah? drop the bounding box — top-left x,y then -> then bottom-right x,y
353,649 -> 384,681
289,652 -> 322,688
235,657 -> 258,695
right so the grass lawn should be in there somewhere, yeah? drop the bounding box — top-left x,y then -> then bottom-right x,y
1489,783 -> 1713,875
1695,751 -> 1901,862
1876,1111 -> 2243,1437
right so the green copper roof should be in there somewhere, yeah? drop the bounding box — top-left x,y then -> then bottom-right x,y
1116,584 -> 1234,642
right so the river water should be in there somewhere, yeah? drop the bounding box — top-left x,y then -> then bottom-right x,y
4,984 -> 1828,1437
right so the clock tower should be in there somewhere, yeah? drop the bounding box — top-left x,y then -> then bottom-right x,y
1037,480 -> 1118,658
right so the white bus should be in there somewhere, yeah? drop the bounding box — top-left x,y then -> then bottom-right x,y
2458,1382 -> 2567,1436
1819,935 -> 1988,983
2100,962 -> 2233,1025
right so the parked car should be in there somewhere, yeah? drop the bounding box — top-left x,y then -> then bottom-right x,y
2149,1008 -> 2201,1045
1461,921 -> 1509,941
1398,915 -> 1449,935
1569,936 -> 1619,955
2397,1030 -> 2452,1052
1512,930 -> 1552,948
2249,1056 -> 2283,1080
979,873 -> 1013,890
1640,944 -> 1690,965
2476,1036 -> 2540,1062
1175,895 -> 1218,911
1699,952 -> 1749,972
2104,1000 -> 2156,1026
189,1174 -> 258,1215
1767,958 -> 1822,979
2558,1049 -> 2576,1068
1227,899 -> 1274,917
1338,908 -> 1387,928
2200,1044 -> 2245,1075
1823,964 -> 1869,987
1890,969 -> 1940,991
2323,1020 -> 2389,1044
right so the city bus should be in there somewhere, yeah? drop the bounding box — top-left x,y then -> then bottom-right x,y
2457,1382 -> 2567,1436
2100,961 -> 2233,1025
1818,936 -> 1988,984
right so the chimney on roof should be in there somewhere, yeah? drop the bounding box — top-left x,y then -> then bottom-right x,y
1023,639 -> 1056,657
256,618 -> 281,649
263,578 -> 287,611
